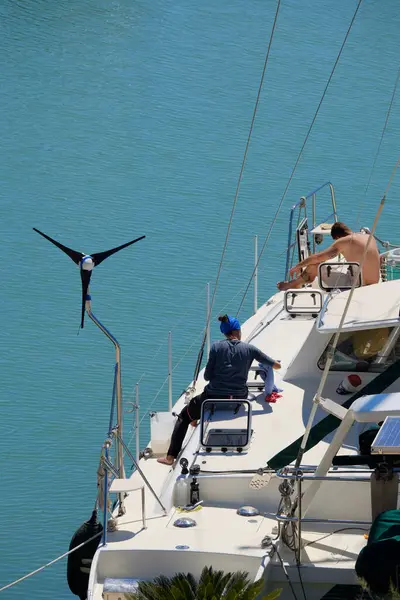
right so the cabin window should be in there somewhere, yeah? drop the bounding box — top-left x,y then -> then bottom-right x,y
317,327 -> 400,372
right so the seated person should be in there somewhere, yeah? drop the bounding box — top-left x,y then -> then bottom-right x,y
158,314 -> 281,465
277,222 -> 380,291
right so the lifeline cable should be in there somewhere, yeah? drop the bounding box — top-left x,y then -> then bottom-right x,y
0,532 -> 102,594
236,0 -> 363,316
127,277 -> 252,452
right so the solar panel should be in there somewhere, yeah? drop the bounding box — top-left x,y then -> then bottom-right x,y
371,416 -> 400,455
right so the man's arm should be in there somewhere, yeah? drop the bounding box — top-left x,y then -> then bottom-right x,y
204,344 -> 217,381
290,241 -> 340,277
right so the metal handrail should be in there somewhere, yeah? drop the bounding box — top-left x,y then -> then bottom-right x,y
101,456 -> 147,541
111,484 -> 147,531
380,247 -> 400,259
85,294 -> 125,515
277,470 -> 372,483
86,298 -> 124,475
111,429 -> 167,515
282,466 -> 381,473
102,442 -> 110,545
108,364 -> 118,435
284,182 -> 338,279
276,466 -> 400,483
99,433 -> 162,545
275,514 -> 371,526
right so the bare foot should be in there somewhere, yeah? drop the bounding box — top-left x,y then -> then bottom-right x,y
277,280 -> 292,291
190,420 -> 198,427
157,455 -> 174,466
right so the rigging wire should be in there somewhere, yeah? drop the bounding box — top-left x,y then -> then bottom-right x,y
236,0 -> 364,316
296,559 -> 307,600
126,280 -> 251,450
356,65 -> 400,226
130,277 -> 217,389
0,531 -> 102,594
384,156 -> 400,196
274,545 -> 300,600
191,0 -> 282,384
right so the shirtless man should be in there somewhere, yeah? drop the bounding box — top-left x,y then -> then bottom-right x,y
277,222 -> 380,291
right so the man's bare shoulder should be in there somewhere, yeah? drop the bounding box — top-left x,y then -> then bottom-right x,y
336,234 -> 359,249
352,232 -> 378,248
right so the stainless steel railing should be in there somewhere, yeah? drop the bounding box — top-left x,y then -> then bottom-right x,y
284,182 -> 338,280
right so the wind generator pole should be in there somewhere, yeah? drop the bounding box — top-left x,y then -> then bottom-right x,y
85,293 -> 126,510
33,228 -> 145,517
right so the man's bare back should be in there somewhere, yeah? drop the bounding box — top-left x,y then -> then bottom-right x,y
277,223 -> 381,291
336,233 -> 380,285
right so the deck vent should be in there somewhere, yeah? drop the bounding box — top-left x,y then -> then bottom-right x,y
173,517 -> 197,528
237,506 -> 260,517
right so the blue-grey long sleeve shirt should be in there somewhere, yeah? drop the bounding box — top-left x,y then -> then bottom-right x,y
204,339 -> 275,396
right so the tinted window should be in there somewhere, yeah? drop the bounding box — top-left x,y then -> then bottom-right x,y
318,327 -> 400,372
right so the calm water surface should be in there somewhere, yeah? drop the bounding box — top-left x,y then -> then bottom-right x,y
1,0 -> 399,597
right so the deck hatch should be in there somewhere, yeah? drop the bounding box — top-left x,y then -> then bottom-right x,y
200,400 -> 252,452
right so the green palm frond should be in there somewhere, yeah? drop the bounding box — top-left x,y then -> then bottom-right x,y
128,567 -> 281,600
262,591 -> 282,600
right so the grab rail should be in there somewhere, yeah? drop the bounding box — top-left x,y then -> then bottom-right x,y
274,514 -> 371,526
86,296 -> 125,515
276,466 -> 400,482
111,429 -> 167,515
284,182 -> 338,279
99,433 -> 166,546
276,468 -> 375,483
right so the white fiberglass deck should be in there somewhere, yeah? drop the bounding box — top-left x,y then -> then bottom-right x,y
318,279 -> 400,333
89,281 -> 400,600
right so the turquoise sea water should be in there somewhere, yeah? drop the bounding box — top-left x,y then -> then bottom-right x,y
1,0 -> 399,597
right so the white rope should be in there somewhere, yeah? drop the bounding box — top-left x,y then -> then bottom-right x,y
0,531 -> 102,594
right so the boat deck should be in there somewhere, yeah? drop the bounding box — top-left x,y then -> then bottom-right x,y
89,285 -> 400,599
90,502 -> 369,600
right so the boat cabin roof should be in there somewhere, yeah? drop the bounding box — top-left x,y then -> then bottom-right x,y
317,279 -> 400,334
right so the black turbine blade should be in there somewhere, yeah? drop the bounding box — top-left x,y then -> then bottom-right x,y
91,235 -> 145,267
80,269 -> 92,329
33,228 -> 83,265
